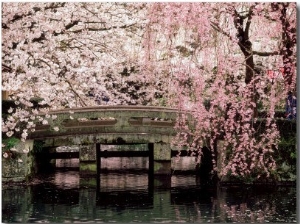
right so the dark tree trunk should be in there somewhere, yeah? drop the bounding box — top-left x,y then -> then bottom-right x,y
233,6 -> 258,117
233,7 -> 255,85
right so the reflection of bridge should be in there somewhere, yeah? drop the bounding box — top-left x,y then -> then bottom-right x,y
30,106 -> 192,176
2,173 -> 222,223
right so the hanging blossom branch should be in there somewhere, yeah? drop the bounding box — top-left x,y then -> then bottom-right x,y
220,77 -> 279,179
198,73 -> 280,180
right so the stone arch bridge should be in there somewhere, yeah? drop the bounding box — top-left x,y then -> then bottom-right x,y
28,105 -> 194,177
30,105 -> 180,145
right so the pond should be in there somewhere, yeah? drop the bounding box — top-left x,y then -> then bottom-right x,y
2,170 -> 297,223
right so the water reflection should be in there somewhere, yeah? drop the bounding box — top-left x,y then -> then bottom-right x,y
101,157 -> 149,171
100,173 -> 149,191
56,158 -> 79,168
2,171 -> 297,223
54,171 -> 80,189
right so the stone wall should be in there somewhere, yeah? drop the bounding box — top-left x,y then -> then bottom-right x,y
2,140 -> 35,182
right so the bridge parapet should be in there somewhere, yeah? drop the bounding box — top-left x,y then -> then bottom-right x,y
29,106 -> 185,145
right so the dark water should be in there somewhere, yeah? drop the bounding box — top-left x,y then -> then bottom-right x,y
2,170 -> 297,223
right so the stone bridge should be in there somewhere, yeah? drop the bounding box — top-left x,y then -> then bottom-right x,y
29,105 -> 181,145
26,106 -> 193,178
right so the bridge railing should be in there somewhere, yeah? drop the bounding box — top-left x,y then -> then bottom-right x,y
29,106 -> 188,140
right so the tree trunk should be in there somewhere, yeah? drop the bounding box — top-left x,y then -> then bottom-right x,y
233,7 -> 258,117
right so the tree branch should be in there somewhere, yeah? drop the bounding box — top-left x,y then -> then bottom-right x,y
210,21 -> 233,40
70,22 -> 137,33
252,51 -> 280,56
2,64 -> 13,72
65,20 -> 79,30
66,82 -> 88,107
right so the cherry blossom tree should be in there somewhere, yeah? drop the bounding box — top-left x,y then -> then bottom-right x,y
142,2 -> 296,181
2,2 -> 157,142
2,3 -> 152,107
2,2 -> 296,181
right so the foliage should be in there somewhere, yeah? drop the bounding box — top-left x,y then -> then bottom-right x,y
277,136 -> 296,166
2,137 -> 21,160
2,137 -> 20,152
